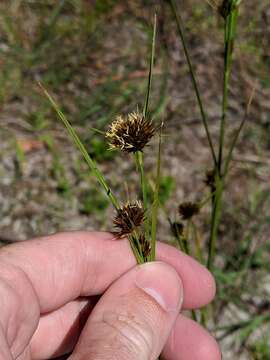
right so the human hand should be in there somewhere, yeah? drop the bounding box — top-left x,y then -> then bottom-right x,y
0,232 -> 221,359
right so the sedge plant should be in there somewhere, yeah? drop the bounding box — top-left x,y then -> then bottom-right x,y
40,0 -> 253,335
40,15 -> 159,266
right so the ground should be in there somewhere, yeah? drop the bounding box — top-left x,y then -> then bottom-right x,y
0,0 -> 270,358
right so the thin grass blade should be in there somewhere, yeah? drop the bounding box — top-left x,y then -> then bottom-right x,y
38,82 -> 119,209
223,86 -> 255,178
143,14 -> 157,118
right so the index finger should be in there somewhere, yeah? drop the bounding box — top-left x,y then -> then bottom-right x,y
0,231 -> 215,312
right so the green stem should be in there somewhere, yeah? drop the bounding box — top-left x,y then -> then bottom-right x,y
207,4 -> 239,271
191,221 -> 203,264
135,151 -> 148,210
213,315 -> 270,333
143,14 -> 157,118
223,86 -> 255,179
150,126 -> 162,261
135,151 -> 151,249
218,5 -> 239,173
207,176 -> 223,271
169,0 -> 217,168
183,220 -> 190,255
218,16 -> 232,173
216,314 -> 270,341
129,236 -> 145,264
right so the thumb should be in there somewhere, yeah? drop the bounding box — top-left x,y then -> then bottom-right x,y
70,262 -> 183,360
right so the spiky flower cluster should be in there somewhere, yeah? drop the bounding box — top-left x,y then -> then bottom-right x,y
178,201 -> 200,220
106,111 -> 155,153
113,201 -> 144,238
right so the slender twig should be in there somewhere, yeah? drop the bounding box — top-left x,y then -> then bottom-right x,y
169,0 -> 217,168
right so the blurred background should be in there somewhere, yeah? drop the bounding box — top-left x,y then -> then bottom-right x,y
0,0 -> 269,358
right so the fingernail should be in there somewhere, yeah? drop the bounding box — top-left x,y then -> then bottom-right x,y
135,262 -> 183,312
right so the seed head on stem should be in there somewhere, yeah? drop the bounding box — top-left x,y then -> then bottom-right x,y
178,201 -> 200,220
113,201 -> 145,238
106,111 -> 155,153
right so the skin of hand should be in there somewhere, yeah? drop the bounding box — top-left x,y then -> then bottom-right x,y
0,232 -> 221,360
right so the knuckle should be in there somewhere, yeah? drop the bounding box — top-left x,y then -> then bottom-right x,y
83,309 -> 154,360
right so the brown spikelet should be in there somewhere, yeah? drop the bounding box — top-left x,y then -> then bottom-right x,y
218,0 -> 232,18
206,0 -> 235,19
106,111 -> 155,153
204,169 -> 216,193
113,201 -> 144,237
138,234 -> 151,259
170,222 -> 184,238
178,201 -> 200,220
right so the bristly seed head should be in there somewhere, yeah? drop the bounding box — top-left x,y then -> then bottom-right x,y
178,201 -> 200,220
113,201 -> 144,237
106,111 -> 155,153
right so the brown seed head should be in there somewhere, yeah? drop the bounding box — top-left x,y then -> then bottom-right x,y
178,202 -> 200,220
106,111 -> 155,153
206,0 -> 235,19
218,0 -> 233,18
138,234 -> 151,259
170,222 -> 184,238
113,201 -> 144,237
204,169 -> 216,193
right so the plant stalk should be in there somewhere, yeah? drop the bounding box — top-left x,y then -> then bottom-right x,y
150,125 -> 162,261
169,0 -> 217,168
143,14 -> 157,118
217,7 -> 239,173
207,176 -> 223,271
207,2 -> 239,271
135,151 -> 148,211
